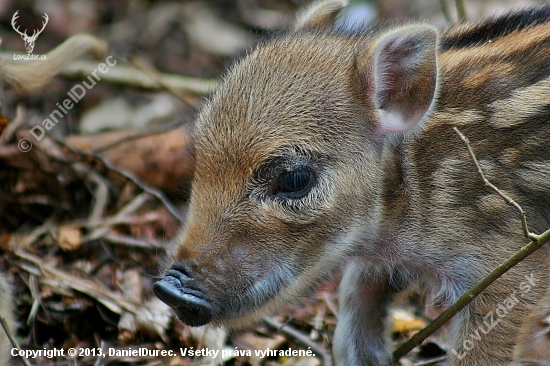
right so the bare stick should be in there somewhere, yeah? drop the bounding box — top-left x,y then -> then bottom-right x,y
93,153 -> 184,223
453,127 -> 533,240
103,233 -> 166,249
455,0 -> 467,22
415,356 -> 447,365
393,227 -> 550,361
0,104 -> 25,144
66,211 -> 162,229
0,317 -> 32,366
0,51 -> 218,96
263,317 -> 332,366
322,292 -> 339,319
92,120 -> 185,153
392,129 -> 550,362
128,56 -> 201,109
55,139 -> 184,223
82,192 -> 150,242
439,0 -> 452,23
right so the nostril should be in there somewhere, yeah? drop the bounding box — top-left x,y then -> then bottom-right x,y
169,263 -> 193,278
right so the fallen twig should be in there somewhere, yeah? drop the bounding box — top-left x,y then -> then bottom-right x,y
414,355 -> 447,365
103,233 -> 166,249
0,51 -> 218,96
129,56 -> 201,109
0,104 -> 25,144
91,120 -> 186,154
67,211 -> 162,229
57,139 -> 185,223
263,317 -> 332,366
0,316 -> 31,366
82,192 -> 150,242
16,249 -> 170,333
438,0 -> 452,23
455,0 -> 467,22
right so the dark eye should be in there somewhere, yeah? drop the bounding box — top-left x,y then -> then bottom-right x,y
273,166 -> 314,198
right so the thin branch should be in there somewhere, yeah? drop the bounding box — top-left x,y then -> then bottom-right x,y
91,120 -> 185,153
439,0 -> 452,23
82,192 -> 150,242
15,249 -> 170,323
414,356 -> 447,365
55,139 -> 184,223
26,275 -> 42,326
0,104 -> 25,144
95,154 -> 184,223
263,317 -> 332,366
322,291 -> 339,319
103,233 -> 166,249
0,317 -> 32,366
71,163 -> 110,221
454,127 -> 533,239
128,56 -> 201,109
0,52 -> 218,96
63,59 -> 217,95
393,228 -> 550,362
94,340 -> 106,366
455,0 -> 467,23
66,212 -> 162,229
392,129 -> 550,362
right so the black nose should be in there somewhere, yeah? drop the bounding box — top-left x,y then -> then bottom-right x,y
153,268 -> 213,327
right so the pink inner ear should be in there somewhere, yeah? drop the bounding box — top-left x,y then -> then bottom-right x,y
372,26 -> 438,135
377,109 -> 426,133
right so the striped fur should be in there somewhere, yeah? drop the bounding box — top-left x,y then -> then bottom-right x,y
158,2 -> 550,365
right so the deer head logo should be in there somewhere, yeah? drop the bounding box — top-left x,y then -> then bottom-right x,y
11,11 -> 49,54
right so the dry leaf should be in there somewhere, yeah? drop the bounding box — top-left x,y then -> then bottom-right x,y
57,226 -> 82,251
391,308 -> 427,334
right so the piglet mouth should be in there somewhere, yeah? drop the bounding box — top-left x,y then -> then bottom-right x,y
153,268 -> 213,327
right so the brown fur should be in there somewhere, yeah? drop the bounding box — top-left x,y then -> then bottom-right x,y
156,2 -> 550,365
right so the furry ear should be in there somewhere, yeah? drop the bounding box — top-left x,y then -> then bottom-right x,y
359,26 -> 439,135
294,0 -> 348,31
